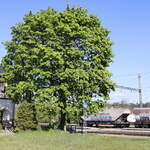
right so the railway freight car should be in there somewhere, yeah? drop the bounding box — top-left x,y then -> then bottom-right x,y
131,108 -> 150,128
80,108 -> 131,128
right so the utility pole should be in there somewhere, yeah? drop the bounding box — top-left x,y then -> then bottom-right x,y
66,0 -> 69,8
138,73 -> 142,108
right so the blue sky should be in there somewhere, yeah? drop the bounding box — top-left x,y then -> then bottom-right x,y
1,0 -> 150,104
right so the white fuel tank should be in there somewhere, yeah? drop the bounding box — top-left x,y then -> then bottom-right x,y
127,114 -> 136,123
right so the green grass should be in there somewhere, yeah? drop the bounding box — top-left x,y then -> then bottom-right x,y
0,130 -> 150,150
0,129 -> 5,133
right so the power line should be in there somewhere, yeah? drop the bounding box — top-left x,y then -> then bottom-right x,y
116,85 -> 139,92
112,72 -> 150,78
112,74 -> 138,78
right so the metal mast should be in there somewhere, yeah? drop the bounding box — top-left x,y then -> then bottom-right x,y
138,73 -> 142,108
66,0 -> 70,9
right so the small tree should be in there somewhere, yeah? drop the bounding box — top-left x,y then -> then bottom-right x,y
15,101 -> 37,130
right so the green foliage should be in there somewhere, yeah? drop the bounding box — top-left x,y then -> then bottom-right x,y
15,101 -> 37,130
87,100 -> 105,114
36,93 -> 59,124
1,7 -> 115,129
66,103 -> 81,124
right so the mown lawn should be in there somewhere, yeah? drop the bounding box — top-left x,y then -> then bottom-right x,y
0,130 -> 150,150
0,130 -> 5,133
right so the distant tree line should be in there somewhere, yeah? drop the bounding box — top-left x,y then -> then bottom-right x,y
106,101 -> 150,109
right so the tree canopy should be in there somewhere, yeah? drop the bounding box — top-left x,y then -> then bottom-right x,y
1,7 -> 114,129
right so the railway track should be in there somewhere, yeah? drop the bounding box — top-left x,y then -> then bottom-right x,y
70,126 -> 150,137
87,128 -> 150,137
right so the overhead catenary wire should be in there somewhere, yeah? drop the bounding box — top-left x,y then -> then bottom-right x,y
113,73 -> 143,107
110,71 -> 150,105
113,72 -> 150,78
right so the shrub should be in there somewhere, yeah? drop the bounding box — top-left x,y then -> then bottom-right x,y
15,101 -> 37,130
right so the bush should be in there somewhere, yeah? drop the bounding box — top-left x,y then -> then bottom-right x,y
15,101 -> 37,130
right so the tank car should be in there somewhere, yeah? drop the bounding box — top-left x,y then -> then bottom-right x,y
130,108 -> 150,128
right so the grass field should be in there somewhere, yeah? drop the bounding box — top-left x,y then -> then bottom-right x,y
0,130 -> 150,150
0,130 -> 5,133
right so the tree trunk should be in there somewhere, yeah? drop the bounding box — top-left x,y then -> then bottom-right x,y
59,109 -> 66,130
59,91 -> 67,130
